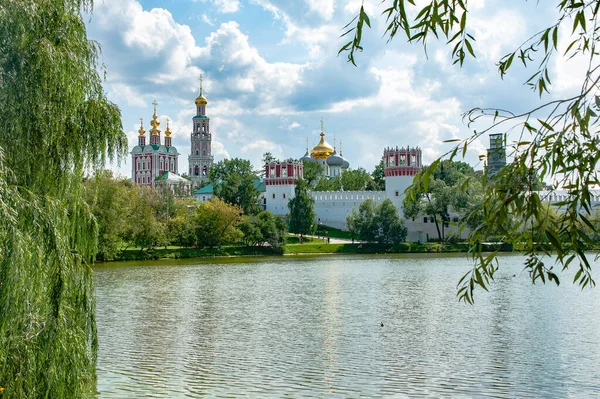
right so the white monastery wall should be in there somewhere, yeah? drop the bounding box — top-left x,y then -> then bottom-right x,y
312,191 -> 386,230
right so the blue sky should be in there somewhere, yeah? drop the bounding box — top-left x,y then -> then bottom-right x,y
86,0 -> 582,178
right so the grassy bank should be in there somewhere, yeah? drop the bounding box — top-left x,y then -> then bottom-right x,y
110,241 -> 514,262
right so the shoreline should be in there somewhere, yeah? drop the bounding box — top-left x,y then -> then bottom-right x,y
100,242 -> 515,263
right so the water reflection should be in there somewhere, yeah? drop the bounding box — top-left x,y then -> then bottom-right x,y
95,254 -> 600,398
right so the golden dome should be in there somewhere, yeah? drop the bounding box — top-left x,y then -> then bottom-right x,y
195,94 -> 208,105
311,132 -> 334,159
138,117 -> 145,136
150,113 -> 160,136
164,117 -> 172,137
150,100 -> 161,136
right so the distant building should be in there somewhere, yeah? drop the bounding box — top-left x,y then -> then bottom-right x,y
130,100 -> 186,192
300,118 -> 350,178
188,75 -> 214,187
487,133 -> 506,176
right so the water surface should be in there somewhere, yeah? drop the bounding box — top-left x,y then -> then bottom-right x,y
95,254 -> 600,398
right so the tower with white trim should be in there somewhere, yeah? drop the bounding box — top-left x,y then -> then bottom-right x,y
383,146 -> 423,210
189,74 -> 214,187
264,160 -> 304,216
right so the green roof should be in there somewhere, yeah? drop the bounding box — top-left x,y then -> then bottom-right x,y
193,115 -> 209,119
193,183 -> 214,195
253,178 -> 266,193
192,178 -> 266,195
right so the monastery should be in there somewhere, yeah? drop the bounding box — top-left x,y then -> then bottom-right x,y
132,78 -> 525,242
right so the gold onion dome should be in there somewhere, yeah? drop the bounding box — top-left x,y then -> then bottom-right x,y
195,93 -> 208,105
138,118 -> 145,136
311,133 -> 334,159
150,99 -> 161,135
164,117 -> 172,137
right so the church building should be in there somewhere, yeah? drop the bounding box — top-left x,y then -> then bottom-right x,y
130,100 -> 181,188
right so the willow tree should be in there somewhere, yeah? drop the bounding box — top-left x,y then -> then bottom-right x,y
0,0 -> 126,396
342,1 -> 600,302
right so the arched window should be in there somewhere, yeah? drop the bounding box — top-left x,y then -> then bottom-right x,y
203,150 -> 206,155
194,165 -> 200,176
196,150 -> 199,156
160,159 -> 164,170
202,165 -> 208,176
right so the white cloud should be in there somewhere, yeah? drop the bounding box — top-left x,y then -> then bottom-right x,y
107,83 -> 146,107
193,0 -> 240,13
201,13 -> 214,26
305,0 -> 336,21
251,0 -> 339,58
288,122 -> 301,131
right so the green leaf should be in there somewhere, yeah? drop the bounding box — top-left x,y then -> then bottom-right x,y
538,119 -> 554,131
464,38 -> 475,58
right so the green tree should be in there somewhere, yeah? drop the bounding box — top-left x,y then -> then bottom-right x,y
347,199 -> 406,243
122,187 -> 167,250
238,211 -> 286,251
404,161 -> 479,241
375,199 -> 408,244
341,168 -> 374,191
370,159 -> 386,191
210,158 -> 260,215
0,0 -> 127,396
167,198 -> 198,247
83,171 -> 132,261
302,159 -> 324,189
195,198 -> 243,247
342,0 -> 600,301
288,179 -> 316,236
347,199 -> 377,242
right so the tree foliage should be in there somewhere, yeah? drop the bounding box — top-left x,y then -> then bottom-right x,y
238,211 -> 286,251
288,179 -> 316,236
343,0 -> 600,302
0,0 -> 127,396
83,171 -> 132,260
194,198 -> 243,247
315,167 -> 376,191
210,158 -> 260,215
301,160 -> 324,189
404,160 -> 481,241
347,198 -> 407,244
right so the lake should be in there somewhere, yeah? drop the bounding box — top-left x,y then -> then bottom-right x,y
94,253 -> 600,398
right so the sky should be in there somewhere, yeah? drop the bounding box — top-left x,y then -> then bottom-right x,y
85,0 -> 583,178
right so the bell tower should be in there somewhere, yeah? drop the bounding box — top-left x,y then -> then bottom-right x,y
188,74 -> 214,187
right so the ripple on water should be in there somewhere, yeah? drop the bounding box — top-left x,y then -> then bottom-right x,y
94,255 -> 600,398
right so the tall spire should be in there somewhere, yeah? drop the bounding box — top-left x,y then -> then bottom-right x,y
150,99 -> 160,136
195,73 -> 208,105
306,137 -> 309,151
320,117 -> 324,136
